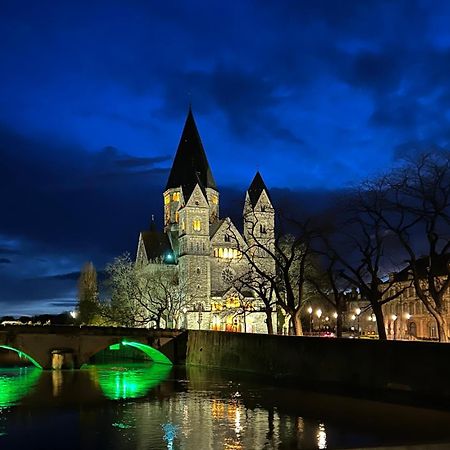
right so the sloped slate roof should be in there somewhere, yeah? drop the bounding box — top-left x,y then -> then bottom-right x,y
247,171 -> 271,207
165,108 -> 217,201
141,229 -> 172,261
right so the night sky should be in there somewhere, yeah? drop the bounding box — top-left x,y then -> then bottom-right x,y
2,0 -> 450,315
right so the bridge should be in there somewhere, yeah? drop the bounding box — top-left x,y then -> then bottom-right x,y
0,325 -> 186,369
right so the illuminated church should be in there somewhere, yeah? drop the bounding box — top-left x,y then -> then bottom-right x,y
136,108 -> 275,333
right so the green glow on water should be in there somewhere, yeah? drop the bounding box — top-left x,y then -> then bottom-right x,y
0,345 -> 42,369
88,363 -> 172,400
109,343 -> 121,351
121,341 -> 172,365
0,367 -> 42,408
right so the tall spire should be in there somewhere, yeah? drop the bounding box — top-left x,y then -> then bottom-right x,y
247,171 -> 271,207
165,108 -> 217,199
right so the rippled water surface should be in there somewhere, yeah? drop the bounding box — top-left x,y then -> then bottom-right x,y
1,364 -> 450,449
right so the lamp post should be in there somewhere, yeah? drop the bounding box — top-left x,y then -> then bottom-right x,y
333,311 -> 338,335
307,306 -> 313,333
355,308 -> 361,337
391,314 -> 398,340
316,309 -> 322,332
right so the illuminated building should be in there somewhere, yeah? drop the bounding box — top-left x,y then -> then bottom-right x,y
136,108 -> 276,332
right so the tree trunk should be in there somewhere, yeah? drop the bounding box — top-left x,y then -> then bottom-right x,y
292,309 -> 303,336
433,311 -> 448,343
371,301 -> 387,340
265,307 -> 274,335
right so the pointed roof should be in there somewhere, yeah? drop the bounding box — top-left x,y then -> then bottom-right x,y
165,108 -> 217,200
247,171 -> 271,207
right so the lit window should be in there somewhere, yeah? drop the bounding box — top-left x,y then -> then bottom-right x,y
175,211 -> 179,223
193,219 -> 201,231
164,195 -> 170,205
181,219 -> 185,231
211,195 -> 218,205
172,192 -> 180,202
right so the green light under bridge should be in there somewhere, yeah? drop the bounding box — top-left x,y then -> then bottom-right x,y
0,345 -> 42,369
121,341 -> 172,365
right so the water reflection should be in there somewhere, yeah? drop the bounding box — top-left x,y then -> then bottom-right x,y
0,367 -> 42,408
1,364 -> 450,449
85,363 -> 172,400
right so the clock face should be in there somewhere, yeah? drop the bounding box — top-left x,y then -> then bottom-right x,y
221,267 -> 235,283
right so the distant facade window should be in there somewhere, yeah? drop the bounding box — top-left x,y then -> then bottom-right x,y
224,235 -> 231,242
172,192 -> 180,202
260,224 -> 266,234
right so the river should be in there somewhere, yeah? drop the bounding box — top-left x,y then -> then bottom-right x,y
1,363 -> 450,449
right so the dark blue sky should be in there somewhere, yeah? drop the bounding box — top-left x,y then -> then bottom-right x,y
1,0 -> 450,315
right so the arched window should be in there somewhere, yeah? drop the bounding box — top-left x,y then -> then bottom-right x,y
260,224 -> 266,234
193,219 -> 201,231
172,192 -> 180,202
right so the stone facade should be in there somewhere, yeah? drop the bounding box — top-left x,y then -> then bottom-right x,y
136,109 -> 276,333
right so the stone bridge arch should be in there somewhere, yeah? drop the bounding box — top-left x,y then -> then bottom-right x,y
0,344 -> 43,368
78,338 -> 173,367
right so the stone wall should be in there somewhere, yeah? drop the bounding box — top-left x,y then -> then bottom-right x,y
186,330 -> 450,405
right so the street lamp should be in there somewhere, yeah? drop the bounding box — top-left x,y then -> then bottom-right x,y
355,308 -> 361,336
391,314 -> 398,340
307,306 -> 313,333
316,309 -> 322,331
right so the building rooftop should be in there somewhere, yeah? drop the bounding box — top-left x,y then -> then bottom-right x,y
165,108 -> 217,200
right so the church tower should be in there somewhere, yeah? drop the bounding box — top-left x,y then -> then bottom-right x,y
163,108 -> 218,324
243,172 -> 275,272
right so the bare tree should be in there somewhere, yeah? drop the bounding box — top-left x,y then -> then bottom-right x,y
77,261 -> 99,325
363,152 -> 450,341
102,253 -> 191,328
318,194 -> 409,340
229,216 -> 320,336
306,255 -> 350,338
232,269 -> 277,334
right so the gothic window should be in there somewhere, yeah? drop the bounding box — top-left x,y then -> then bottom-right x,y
193,219 -> 201,231
172,192 -> 180,202
175,211 -> 179,223
197,267 -> 201,275
196,242 -> 199,252
261,205 -> 266,212
202,242 -> 205,252
181,219 -> 185,232
224,235 -> 231,242
211,195 -> 218,205
260,224 -> 266,234
164,194 -> 170,205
